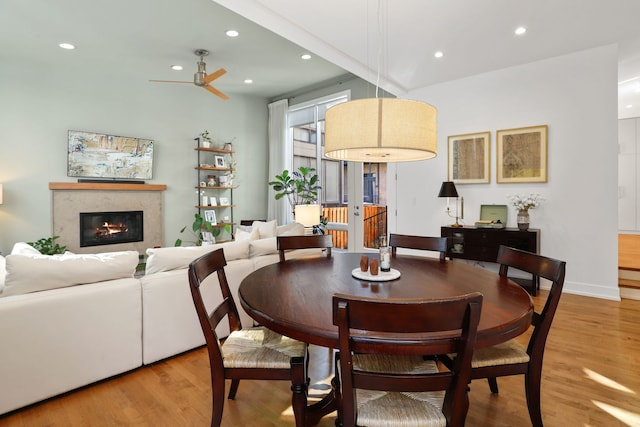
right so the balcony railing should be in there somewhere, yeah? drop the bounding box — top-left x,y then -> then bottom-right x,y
322,205 -> 387,249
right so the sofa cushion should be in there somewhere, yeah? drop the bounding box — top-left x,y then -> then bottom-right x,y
2,251 -> 139,297
252,220 -> 277,239
145,240 -> 250,275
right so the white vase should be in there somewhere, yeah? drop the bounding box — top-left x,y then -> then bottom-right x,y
517,209 -> 530,231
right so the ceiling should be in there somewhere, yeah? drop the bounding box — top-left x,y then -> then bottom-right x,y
3,0 -> 640,117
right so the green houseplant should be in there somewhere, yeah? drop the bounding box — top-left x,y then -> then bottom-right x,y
269,166 -> 321,213
175,213 -> 231,246
269,166 -> 327,233
28,236 -> 67,255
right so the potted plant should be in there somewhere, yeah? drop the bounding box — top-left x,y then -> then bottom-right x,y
175,213 -> 231,246
269,166 -> 327,233
269,166 -> 321,212
28,236 -> 67,255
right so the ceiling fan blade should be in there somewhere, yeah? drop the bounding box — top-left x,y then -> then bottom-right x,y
204,84 -> 229,100
203,68 -> 227,84
149,79 -> 194,84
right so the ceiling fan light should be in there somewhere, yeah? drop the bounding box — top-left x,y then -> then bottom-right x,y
324,98 -> 437,163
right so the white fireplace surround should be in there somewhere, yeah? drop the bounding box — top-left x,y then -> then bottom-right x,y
50,182 -> 166,254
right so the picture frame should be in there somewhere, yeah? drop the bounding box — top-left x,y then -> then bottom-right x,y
204,210 -> 217,225
496,125 -> 548,183
219,196 -> 230,206
447,131 -> 490,184
209,196 -> 217,206
67,130 -> 154,180
214,155 -> 226,168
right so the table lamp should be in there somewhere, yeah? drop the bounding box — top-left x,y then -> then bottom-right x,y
438,181 -> 463,227
294,204 -> 321,235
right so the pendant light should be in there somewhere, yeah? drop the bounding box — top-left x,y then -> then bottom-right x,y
324,0 -> 437,163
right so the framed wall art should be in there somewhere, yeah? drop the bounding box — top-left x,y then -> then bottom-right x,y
496,125 -> 548,183
67,130 -> 154,181
447,131 -> 490,184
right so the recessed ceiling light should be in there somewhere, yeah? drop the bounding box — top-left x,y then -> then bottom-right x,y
626,104 -> 633,108
171,65 -> 183,71
514,26 -> 527,35
226,30 -> 239,38
634,87 -> 640,93
244,79 -> 253,84
59,43 -> 75,50
434,51 -> 444,58
301,54 -> 312,60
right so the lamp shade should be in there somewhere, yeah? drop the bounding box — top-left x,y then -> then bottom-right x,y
0,184 -> 3,205
294,204 -> 321,227
438,181 -> 458,198
324,98 -> 437,163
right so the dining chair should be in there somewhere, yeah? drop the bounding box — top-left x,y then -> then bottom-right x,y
332,292 -> 483,427
277,234 -> 333,262
441,245 -> 566,427
188,248 -> 309,427
389,233 -> 449,261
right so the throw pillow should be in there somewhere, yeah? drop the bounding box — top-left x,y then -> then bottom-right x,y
252,220 -> 277,239
235,226 -> 259,242
145,240 -> 250,275
277,222 -> 305,236
11,242 -> 41,256
2,251 -> 139,297
0,255 -> 5,294
249,237 -> 278,258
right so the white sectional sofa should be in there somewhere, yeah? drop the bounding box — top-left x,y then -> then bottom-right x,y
0,221 -> 317,416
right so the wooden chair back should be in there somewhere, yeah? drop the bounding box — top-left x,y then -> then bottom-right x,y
389,233 -> 448,261
333,292 -> 483,427
277,234 -> 333,262
188,249 -> 242,371
496,245 -> 566,359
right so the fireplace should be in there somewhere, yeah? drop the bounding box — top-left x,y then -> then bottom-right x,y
79,211 -> 144,247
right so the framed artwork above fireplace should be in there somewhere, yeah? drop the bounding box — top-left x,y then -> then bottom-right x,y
67,130 -> 154,181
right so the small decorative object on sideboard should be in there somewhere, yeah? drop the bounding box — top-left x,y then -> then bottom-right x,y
509,193 -> 544,231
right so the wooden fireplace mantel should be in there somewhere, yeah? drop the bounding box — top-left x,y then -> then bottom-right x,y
49,182 -> 167,191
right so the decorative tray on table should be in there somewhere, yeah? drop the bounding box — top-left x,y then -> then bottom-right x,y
351,268 -> 401,282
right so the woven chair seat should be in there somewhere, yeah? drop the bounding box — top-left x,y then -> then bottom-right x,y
469,340 -> 530,368
350,354 -> 446,427
222,326 -> 307,369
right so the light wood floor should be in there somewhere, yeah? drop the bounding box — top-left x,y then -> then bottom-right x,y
1,291 -> 640,426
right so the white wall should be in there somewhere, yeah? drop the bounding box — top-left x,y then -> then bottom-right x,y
390,45 -> 620,300
0,59 -> 269,255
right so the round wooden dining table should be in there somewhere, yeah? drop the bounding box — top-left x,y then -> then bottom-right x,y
239,252 -> 533,426
239,252 -> 533,350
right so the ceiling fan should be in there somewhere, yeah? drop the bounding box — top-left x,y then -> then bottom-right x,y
150,49 -> 229,100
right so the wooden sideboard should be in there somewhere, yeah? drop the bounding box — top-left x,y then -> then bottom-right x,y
441,226 -> 540,294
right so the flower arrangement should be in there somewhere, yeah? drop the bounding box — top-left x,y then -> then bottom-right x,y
509,193 -> 544,212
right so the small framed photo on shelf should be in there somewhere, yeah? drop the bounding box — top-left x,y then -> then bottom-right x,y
201,231 -> 215,245
214,155 -> 226,168
219,197 -> 230,206
204,210 -> 217,225
209,196 -> 217,206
